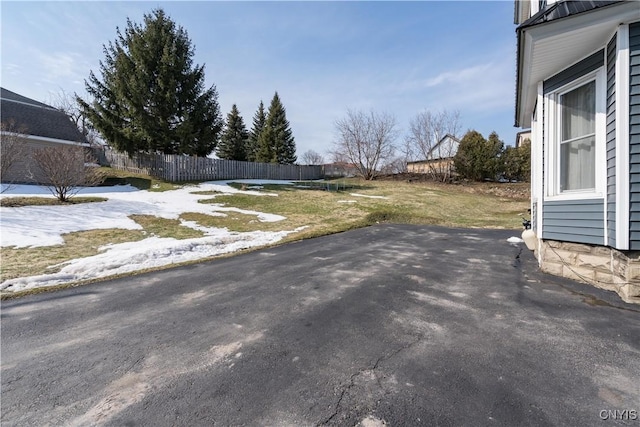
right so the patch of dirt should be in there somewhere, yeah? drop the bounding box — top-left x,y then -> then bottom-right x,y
375,173 -> 530,199
457,182 -> 530,199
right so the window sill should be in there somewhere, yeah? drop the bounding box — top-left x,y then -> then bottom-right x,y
545,192 -> 604,202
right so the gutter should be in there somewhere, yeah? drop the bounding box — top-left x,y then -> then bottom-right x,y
514,27 -> 523,128
514,3 -> 554,129
513,1 -> 624,128
0,131 -> 90,147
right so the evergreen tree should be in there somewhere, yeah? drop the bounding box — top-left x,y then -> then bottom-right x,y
255,123 -> 276,163
518,139 -> 531,181
77,8 -> 223,156
246,101 -> 266,162
453,130 -> 503,181
501,139 -> 531,182
486,131 -> 505,178
217,105 -> 249,161
255,92 -> 296,164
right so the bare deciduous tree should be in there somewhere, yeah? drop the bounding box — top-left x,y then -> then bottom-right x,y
301,149 -> 325,165
380,157 -> 408,175
48,88 -> 102,146
32,145 -> 105,202
405,109 -> 461,182
1,120 -> 27,191
332,110 -> 398,180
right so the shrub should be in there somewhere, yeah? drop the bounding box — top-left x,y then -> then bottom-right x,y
32,145 -> 105,202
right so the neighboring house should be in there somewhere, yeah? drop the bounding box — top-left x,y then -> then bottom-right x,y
514,0 -> 640,302
407,134 -> 460,179
515,130 -> 531,148
0,87 -> 88,184
322,162 -> 358,178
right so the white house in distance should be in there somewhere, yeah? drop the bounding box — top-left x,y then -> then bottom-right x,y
514,0 -> 640,302
0,87 -> 88,184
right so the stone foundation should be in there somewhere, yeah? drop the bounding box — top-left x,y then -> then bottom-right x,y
537,240 -> 640,304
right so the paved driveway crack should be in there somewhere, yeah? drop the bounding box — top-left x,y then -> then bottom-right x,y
512,247 -> 523,268
317,335 -> 423,426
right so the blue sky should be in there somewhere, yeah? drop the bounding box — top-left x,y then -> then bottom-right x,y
1,1 -> 519,159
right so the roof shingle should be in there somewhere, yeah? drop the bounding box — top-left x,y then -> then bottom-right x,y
0,87 -> 86,143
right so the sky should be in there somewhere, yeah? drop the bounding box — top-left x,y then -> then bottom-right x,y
1,1 -> 520,160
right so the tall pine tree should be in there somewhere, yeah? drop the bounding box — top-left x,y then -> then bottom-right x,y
246,101 -> 265,162
217,105 -> 249,161
77,8 -> 223,156
255,92 -> 296,164
255,123 -> 275,163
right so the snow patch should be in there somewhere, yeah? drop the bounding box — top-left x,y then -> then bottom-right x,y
507,236 -> 524,243
1,227 -> 307,292
350,193 -> 389,199
1,180 -> 311,292
0,180 -> 290,248
359,416 -> 388,427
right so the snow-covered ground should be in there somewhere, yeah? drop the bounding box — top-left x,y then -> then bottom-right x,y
0,180 -> 303,292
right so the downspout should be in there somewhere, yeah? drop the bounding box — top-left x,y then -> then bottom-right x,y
514,26 -> 523,128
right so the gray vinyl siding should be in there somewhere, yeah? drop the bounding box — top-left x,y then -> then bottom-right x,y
607,35 -> 616,247
543,50 -> 604,95
541,52 -> 607,245
630,22 -> 640,250
542,199 -> 605,245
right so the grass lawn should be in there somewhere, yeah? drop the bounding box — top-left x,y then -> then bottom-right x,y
0,196 -> 108,207
99,167 -> 184,192
0,175 -> 530,286
210,178 -> 530,241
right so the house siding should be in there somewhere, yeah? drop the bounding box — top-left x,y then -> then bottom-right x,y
542,199 -> 605,245
630,22 -> 640,250
1,137 -> 85,184
543,50 -> 604,94
607,34 -> 616,247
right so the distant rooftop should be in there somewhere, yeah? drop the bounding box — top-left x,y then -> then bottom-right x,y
0,87 -> 55,110
1,87 -> 86,143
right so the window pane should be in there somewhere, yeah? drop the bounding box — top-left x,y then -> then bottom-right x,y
561,81 -> 595,141
560,135 -> 595,191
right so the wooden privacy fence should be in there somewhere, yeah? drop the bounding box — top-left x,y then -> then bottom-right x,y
97,148 -> 323,182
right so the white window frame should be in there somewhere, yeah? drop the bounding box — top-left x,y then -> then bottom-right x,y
615,24 -> 630,250
544,67 -> 606,201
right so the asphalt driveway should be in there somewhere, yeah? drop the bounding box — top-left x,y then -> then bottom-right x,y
2,225 -> 639,426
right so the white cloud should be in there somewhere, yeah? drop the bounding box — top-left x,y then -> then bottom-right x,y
33,49 -> 86,81
425,63 -> 494,87
3,63 -> 21,75
416,53 -> 515,114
